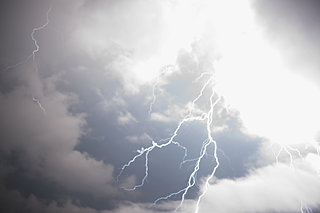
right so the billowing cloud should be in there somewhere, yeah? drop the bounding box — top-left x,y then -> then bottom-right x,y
1,0 -> 320,212
0,57 -> 118,205
192,159 -> 320,213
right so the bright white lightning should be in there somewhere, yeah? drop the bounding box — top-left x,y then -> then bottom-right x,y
179,139 -> 209,169
118,75 -> 223,211
271,143 -> 318,213
118,0 -> 320,212
275,145 -> 299,168
194,88 -> 220,213
116,138 -> 188,189
149,65 -> 175,114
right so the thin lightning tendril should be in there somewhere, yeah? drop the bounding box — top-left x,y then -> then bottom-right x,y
31,5 -> 52,63
3,5 -> 52,72
149,65 -> 174,114
118,72 -> 223,212
30,5 -> 52,112
275,144 -> 304,167
153,139 -> 210,206
3,5 -> 51,113
194,87 -> 220,213
193,72 -> 212,83
179,139 -> 210,169
30,4 -> 51,113
273,143 -> 317,212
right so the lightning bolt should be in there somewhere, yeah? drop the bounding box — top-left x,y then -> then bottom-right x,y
3,5 -> 52,72
30,5 -> 51,113
272,143 -> 317,213
118,71 -> 223,212
179,139 -> 208,169
117,0 -> 320,211
120,63 -> 320,213
148,65 -> 175,114
4,5 -> 52,113
272,143 -> 304,167
31,5 -> 52,64
194,87 -> 220,213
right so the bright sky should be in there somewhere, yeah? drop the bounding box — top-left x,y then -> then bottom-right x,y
156,0 -> 320,146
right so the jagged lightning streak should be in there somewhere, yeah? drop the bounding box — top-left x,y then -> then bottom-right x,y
118,73 -> 223,212
118,76 -> 214,190
179,139 -> 209,169
194,87 -> 220,213
149,65 -> 175,114
3,5 -> 52,72
276,145 -> 295,168
31,5 -> 52,63
29,5 -> 51,113
272,141 -> 305,167
3,4 -> 52,113
118,108 -> 208,191
153,139 -> 210,205
152,76 -> 221,212
116,138 -> 188,188
119,0 -> 320,211
272,143 -> 317,213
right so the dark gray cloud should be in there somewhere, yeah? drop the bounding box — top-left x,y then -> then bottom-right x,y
0,0 -> 319,212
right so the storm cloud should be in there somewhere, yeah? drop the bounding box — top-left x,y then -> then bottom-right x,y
0,0 -> 320,212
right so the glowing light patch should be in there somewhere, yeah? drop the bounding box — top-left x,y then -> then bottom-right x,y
211,3 -> 320,145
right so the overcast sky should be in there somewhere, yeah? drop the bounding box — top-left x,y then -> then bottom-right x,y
0,0 -> 320,212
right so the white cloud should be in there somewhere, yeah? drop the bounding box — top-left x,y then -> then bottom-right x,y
126,133 -> 152,144
212,124 -> 229,133
95,88 -> 127,112
150,104 -> 186,122
117,111 -> 138,126
150,112 -> 174,123
193,159 -> 320,213
71,0 -> 218,94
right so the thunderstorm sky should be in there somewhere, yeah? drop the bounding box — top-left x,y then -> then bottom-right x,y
0,0 -> 320,213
